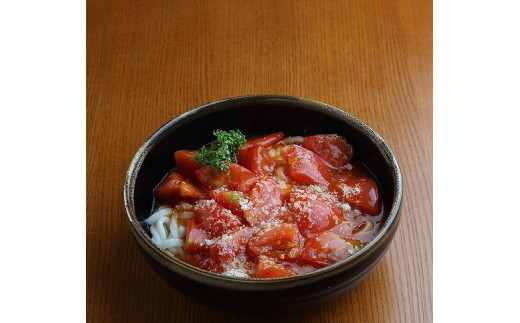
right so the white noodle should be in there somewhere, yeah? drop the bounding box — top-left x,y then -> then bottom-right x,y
178,225 -> 186,238
279,136 -> 304,145
148,205 -> 188,256
150,225 -> 161,244
162,217 -> 171,238
156,205 -> 169,212
169,216 -> 179,239
155,217 -> 168,240
178,202 -> 193,211
363,220 -> 374,232
275,166 -> 288,182
145,208 -> 171,225
156,238 -> 184,249
180,211 -> 194,220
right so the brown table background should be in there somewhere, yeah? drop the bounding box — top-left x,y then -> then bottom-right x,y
87,0 -> 432,321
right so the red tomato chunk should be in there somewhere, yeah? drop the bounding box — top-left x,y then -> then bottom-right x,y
195,166 -> 228,189
301,231 -> 351,267
195,163 -> 259,193
174,150 -> 203,175
243,179 -> 283,225
208,189 -> 244,215
193,200 -> 242,238
289,189 -> 344,238
332,177 -> 381,215
237,132 -> 285,165
247,223 -> 301,260
302,134 -> 354,168
255,256 -> 295,278
209,227 -> 254,264
227,163 -> 260,192
282,145 -> 331,186
184,220 -> 209,252
155,172 -> 205,203
241,145 -> 276,175
247,132 -> 285,148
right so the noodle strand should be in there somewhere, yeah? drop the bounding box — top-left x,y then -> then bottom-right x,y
145,208 -> 171,225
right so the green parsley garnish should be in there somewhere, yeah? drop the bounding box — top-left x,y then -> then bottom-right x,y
194,129 -> 246,172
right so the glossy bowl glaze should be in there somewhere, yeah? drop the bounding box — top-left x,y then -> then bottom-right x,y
124,95 -> 402,312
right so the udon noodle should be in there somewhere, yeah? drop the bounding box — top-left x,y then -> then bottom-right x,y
145,204 -> 192,256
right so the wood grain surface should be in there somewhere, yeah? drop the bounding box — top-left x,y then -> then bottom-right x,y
87,0 -> 432,322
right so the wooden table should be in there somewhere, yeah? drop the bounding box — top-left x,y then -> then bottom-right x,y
87,0 -> 432,321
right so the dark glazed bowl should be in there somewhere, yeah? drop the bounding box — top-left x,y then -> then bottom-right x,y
124,95 -> 402,312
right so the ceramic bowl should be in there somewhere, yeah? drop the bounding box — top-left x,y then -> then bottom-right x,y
124,95 -> 402,312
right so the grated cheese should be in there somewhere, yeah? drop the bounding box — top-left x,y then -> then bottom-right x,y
239,197 -> 252,211
340,203 -> 352,212
339,183 -> 361,198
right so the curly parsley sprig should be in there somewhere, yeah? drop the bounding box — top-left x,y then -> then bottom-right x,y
194,129 -> 246,172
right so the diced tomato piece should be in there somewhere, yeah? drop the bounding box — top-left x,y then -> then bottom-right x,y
280,260 -> 318,275
352,220 -> 375,235
302,134 -> 354,168
275,207 -> 298,223
295,199 -> 343,238
178,181 -> 204,199
329,160 -> 369,181
184,252 -> 218,272
184,220 -> 209,253
301,231 -> 351,267
237,132 -> 284,164
289,190 -> 343,238
155,172 -> 205,202
330,221 -> 355,239
195,166 -> 228,189
174,150 -> 203,175
243,179 -> 283,225
208,189 -> 243,215
247,223 -> 300,260
242,145 -> 276,175
209,227 -> 254,263
195,164 -> 258,192
255,256 -> 294,278
247,132 -> 285,148
227,163 -> 260,192
193,200 -> 242,238
330,221 -> 369,244
282,145 -> 331,186
332,177 -> 381,215
237,150 -> 248,166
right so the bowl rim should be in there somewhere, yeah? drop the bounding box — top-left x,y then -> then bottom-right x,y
124,95 -> 402,286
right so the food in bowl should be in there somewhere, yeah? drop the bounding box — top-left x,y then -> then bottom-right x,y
145,129 -> 383,279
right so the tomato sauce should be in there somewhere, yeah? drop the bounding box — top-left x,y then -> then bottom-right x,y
150,132 -> 384,278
